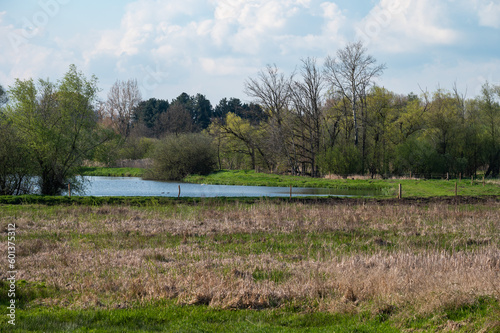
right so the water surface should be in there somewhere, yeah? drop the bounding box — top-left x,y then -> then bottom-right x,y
81,176 -> 377,197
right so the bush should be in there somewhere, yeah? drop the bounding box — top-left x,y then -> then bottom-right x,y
148,133 -> 216,181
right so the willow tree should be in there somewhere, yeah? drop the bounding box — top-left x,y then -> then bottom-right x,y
7,65 -> 109,195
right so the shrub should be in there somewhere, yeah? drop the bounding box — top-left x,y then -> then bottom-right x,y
148,133 -> 216,181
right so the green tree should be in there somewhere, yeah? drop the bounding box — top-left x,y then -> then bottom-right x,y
192,93 -> 213,131
421,89 -> 464,175
364,87 -> 400,177
317,144 -> 361,176
214,98 -> 266,125
6,65 -> 108,195
479,83 -> 500,177
209,113 -> 270,170
0,84 -> 7,107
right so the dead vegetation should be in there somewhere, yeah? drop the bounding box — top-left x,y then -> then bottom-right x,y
0,201 -> 499,322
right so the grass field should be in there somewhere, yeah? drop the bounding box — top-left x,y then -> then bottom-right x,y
1,199 -> 499,331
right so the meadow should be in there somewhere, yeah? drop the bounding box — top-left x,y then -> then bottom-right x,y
1,197 -> 499,332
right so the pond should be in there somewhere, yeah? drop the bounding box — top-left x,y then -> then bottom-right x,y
80,176 -> 378,197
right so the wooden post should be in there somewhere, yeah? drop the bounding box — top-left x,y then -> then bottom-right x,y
178,185 -> 181,198
459,173 -> 462,181
455,182 -> 458,196
68,183 -> 71,197
446,172 -> 449,181
471,175 -> 473,186
483,175 -> 485,187
398,184 -> 402,199
289,185 -> 292,199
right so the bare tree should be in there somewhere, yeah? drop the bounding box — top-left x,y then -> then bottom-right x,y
106,79 -> 142,138
290,57 -> 325,176
324,41 -> 385,147
244,65 -> 296,173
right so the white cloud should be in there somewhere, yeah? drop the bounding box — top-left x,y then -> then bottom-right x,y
0,11 -> 76,88
1,0 -> 498,104
356,0 -> 460,52
475,1 -> 500,28
320,2 -> 346,38
200,57 -> 257,76
380,58 -> 500,97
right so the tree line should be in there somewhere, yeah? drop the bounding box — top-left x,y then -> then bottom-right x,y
1,42 -> 499,195
211,42 -> 500,179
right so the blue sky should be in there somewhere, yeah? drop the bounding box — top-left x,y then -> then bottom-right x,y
1,0 -> 499,104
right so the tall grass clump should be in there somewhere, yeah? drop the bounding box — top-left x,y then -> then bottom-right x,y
147,133 -> 216,181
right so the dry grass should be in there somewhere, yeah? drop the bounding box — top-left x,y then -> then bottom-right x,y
0,201 -> 499,320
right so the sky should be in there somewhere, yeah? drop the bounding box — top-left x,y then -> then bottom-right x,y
1,0 -> 500,105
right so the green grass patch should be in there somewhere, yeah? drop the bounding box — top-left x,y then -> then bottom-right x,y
404,297 -> 500,332
78,167 -> 146,177
2,299 -> 498,332
185,170 -> 500,198
185,170 -> 388,191
0,302 -> 402,333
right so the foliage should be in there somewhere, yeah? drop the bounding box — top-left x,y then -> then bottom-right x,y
132,97 -> 170,137
214,97 -> 267,124
0,83 -> 7,106
171,92 -> 214,131
148,133 -> 217,181
209,113 -> 269,170
5,65 -> 110,195
0,116 -> 35,195
117,136 -> 157,161
317,144 -> 362,176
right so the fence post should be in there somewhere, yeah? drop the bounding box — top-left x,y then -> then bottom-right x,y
398,184 -> 402,199
178,185 -> 181,198
471,175 -> 473,186
290,185 -> 292,199
446,172 -> 449,181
